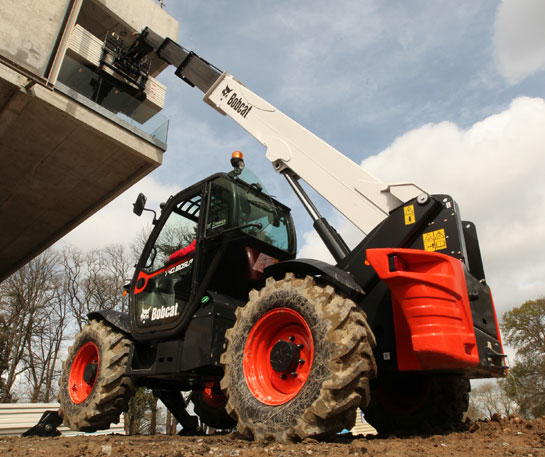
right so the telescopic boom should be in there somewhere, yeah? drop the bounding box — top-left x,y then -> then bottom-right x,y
133,28 -> 425,237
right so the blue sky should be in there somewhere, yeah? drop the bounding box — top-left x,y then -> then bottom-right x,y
63,0 -> 545,319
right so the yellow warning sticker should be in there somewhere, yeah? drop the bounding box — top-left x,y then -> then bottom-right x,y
423,229 -> 447,251
404,205 -> 415,225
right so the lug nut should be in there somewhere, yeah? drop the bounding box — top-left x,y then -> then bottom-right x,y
298,359 -> 305,365
291,371 -> 298,377
297,344 -> 304,349
289,336 -> 295,342
281,374 -> 287,380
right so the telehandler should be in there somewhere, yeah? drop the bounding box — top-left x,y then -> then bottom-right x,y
58,28 -> 506,441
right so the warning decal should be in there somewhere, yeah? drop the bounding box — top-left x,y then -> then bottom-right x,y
423,229 -> 447,251
404,205 -> 415,225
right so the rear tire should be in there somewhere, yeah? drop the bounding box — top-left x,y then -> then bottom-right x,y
190,388 -> 237,430
220,273 -> 377,441
363,373 -> 470,434
58,319 -> 135,432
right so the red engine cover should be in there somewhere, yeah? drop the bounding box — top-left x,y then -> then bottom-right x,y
366,248 -> 479,371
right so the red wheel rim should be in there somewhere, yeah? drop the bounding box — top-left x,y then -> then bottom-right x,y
68,342 -> 99,404
243,307 -> 314,406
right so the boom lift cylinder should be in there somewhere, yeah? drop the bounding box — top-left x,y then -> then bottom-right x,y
283,171 -> 350,262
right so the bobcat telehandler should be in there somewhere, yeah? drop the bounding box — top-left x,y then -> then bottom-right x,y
57,28 -> 507,441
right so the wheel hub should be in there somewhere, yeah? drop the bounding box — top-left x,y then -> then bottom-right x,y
270,339 -> 301,373
243,307 -> 314,406
83,362 -> 98,385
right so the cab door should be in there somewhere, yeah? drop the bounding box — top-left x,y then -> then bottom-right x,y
130,188 -> 204,337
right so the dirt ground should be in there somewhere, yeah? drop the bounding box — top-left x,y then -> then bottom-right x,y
2,415 -> 544,457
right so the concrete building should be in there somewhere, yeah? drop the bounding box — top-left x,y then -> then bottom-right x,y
0,0 -> 178,281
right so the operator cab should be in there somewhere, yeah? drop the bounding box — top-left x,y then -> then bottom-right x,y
129,152 -> 296,340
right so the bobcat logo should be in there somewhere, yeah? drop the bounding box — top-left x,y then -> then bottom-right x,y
140,306 -> 151,323
222,85 -> 233,97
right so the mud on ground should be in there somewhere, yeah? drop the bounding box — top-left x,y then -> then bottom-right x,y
2,416 -> 544,457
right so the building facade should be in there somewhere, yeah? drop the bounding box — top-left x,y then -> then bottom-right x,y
0,0 -> 178,280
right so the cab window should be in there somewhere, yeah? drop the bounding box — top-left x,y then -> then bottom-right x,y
142,194 -> 201,273
205,178 -> 235,236
238,190 -> 291,252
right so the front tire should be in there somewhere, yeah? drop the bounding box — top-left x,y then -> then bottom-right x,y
220,274 -> 377,441
58,319 -> 135,432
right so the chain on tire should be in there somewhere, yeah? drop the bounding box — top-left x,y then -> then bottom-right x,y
58,319 -> 135,432
220,273 -> 377,441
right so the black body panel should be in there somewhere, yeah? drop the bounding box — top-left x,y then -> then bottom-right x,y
127,292 -> 239,389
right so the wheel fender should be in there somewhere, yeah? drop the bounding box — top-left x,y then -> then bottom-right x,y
265,259 -> 364,300
87,310 -> 131,335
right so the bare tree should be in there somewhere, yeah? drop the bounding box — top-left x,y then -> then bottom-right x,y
165,410 -> 178,435
61,246 -> 91,331
84,244 -> 132,314
0,241 -> 142,403
24,280 -> 69,402
468,381 -> 515,420
101,244 -> 133,313
149,396 -> 158,435
0,315 -> 11,401
131,225 -> 153,262
0,250 -> 60,402
1,243 -> 134,403
62,244 -> 133,330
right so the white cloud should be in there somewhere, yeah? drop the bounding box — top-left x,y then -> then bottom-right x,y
297,230 -> 335,264
493,0 -> 545,83
361,96 -> 545,315
297,215 -> 363,264
298,97 -> 545,316
57,176 -> 179,251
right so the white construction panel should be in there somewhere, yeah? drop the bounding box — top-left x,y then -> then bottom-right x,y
0,403 -> 125,436
67,24 -> 104,67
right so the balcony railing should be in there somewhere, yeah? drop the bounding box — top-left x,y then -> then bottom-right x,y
55,53 -> 169,148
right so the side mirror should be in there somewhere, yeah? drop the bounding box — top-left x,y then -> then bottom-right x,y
268,212 -> 281,227
133,193 -> 147,216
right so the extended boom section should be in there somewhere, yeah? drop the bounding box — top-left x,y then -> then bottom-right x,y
135,28 -> 424,235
